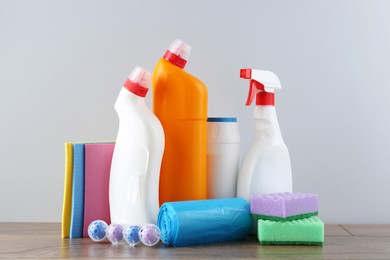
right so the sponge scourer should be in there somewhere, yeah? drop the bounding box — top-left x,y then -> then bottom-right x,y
258,217 -> 324,245
251,192 -> 318,221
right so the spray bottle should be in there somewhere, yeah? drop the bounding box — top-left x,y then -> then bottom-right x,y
237,68 -> 292,201
109,66 -> 165,226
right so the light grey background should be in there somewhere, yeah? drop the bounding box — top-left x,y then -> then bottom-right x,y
1,0 -> 389,224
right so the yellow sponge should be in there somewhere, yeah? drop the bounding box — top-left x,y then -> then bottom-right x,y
62,142 -> 73,238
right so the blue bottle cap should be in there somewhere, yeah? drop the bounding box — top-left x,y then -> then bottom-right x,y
207,117 -> 237,122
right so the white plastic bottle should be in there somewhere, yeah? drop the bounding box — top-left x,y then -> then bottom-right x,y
237,68 -> 292,201
207,117 -> 240,198
109,67 -> 164,226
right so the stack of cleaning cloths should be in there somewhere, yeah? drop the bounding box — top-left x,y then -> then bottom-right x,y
62,142 -> 115,238
250,192 -> 324,246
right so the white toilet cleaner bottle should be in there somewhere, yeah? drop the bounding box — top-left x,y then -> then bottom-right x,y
237,68 -> 292,201
109,66 -> 164,226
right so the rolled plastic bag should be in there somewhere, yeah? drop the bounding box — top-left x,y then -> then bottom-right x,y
157,198 -> 251,247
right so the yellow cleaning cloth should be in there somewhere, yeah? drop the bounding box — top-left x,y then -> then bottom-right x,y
62,142 -> 73,238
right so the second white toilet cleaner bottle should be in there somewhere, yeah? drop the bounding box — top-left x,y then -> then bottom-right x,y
109,66 -> 164,226
237,68 -> 292,201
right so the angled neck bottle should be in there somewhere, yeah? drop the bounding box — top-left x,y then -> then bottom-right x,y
109,67 -> 165,226
152,39 -> 208,205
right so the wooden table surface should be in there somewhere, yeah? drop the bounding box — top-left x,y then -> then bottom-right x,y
0,223 -> 390,259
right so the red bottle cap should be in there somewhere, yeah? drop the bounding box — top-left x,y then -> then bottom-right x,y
163,39 -> 191,69
123,80 -> 149,97
123,66 -> 151,98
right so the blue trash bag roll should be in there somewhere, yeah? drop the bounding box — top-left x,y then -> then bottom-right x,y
157,198 -> 251,247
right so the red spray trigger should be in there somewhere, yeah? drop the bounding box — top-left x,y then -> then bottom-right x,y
240,69 -> 265,106
241,68 -> 279,106
245,80 -> 265,105
240,68 -> 252,79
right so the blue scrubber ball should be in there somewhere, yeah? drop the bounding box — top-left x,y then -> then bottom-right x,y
88,220 -> 108,242
123,225 -> 141,246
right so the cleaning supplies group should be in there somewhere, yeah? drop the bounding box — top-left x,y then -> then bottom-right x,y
83,39 -> 322,246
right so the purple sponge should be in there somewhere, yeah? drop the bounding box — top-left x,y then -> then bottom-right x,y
250,192 -> 318,221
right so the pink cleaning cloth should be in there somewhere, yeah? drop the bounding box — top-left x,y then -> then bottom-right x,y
83,143 -> 115,237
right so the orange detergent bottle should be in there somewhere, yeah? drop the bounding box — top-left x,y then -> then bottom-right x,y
152,39 -> 208,205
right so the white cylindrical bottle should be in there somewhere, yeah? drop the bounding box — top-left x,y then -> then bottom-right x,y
237,68 -> 292,201
206,117 -> 240,199
109,67 -> 164,226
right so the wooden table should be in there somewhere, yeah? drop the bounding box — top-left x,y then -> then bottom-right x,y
1,223 -> 390,259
